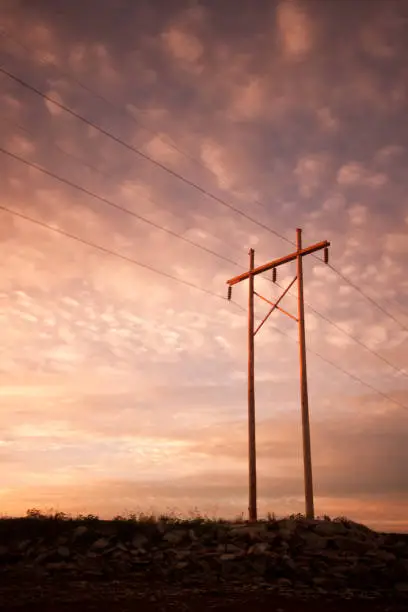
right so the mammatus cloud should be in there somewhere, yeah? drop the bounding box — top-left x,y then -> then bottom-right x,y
0,0 -> 407,529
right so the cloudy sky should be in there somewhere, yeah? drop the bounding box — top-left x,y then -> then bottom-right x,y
0,0 -> 407,531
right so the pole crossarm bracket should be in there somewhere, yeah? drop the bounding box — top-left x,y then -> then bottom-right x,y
254,276 -> 298,336
226,240 -> 330,287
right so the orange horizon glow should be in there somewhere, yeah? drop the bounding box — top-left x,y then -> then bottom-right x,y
0,0 -> 407,533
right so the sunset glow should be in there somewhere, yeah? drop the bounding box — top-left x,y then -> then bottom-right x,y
0,0 -> 407,532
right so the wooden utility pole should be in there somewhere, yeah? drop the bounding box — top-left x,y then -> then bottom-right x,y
247,248 -> 257,522
226,230 -> 330,521
296,228 -> 314,519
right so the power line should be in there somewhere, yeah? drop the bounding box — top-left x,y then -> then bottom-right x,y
0,146 -> 239,268
0,28 -> 214,177
308,347 -> 408,413
0,201 -> 227,300
1,116 -> 102,175
3,116 -> 249,266
2,63 -> 405,334
275,250 -> 408,333
3,144 -> 407,384
4,141 -> 407,389
0,65 -> 292,246
264,319 -> 408,413
0,26 -> 269,212
1,198 -> 406,413
272,280 -> 408,381
327,263 -> 408,333
304,300 -> 408,380
298,252 -> 407,333
4,32 -> 406,327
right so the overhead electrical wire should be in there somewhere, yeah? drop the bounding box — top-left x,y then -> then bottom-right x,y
1,195 -> 407,414
3,61 -> 406,336
0,26 -> 269,211
0,146 -> 239,268
0,65 -> 293,246
273,280 -> 408,380
1,56 -> 406,330
0,199 -> 227,300
327,263 -> 408,332
2,143 -> 407,383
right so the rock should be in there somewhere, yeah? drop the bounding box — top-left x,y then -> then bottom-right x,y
86,551 -> 98,558
72,526 -> 88,539
276,519 -> 298,533
299,531 -> 327,550
45,561 -> 68,570
57,546 -> 70,558
1,515 -> 408,601
188,529 -> 198,541
91,537 -> 110,550
281,554 -> 296,571
163,529 -> 189,545
314,521 -> 349,537
278,528 -> 293,541
332,536 -> 376,555
175,561 -> 188,569
220,553 -> 240,561
346,520 -> 376,536
131,534 -> 149,549
0,545 -> 17,564
277,577 -> 292,586
16,539 -> 31,552
368,549 -> 396,563
217,543 -> 243,554
248,542 -> 270,555
230,523 -> 267,541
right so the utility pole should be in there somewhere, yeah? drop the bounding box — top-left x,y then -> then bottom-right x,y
248,248 -> 257,522
296,228 -> 314,519
226,230 -> 330,521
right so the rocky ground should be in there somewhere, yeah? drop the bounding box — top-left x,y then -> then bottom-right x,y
1,514 -> 408,610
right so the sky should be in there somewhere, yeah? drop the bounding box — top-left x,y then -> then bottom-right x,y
0,0 -> 407,531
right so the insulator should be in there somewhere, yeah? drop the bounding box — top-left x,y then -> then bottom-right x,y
324,247 -> 329,264
272,268 -> 277,283
227,286 -> 232,301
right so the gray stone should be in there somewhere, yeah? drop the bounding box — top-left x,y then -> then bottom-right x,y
368,549 -> 396,563
188,529 -> 197,541
220,553 -> 240,561
91,538 -> 110,550
314,521 -> 349,537
277,519 -> 298,532
217,542 -> 243,554
45,561 -> 68,571
248,542 -> 270,555
72,526 -> 88,539
131,534 -> 149,549
277,577 -> 292,586
332,536 -> 376,555
278,528 -> 293,541
300,531 -> 327,550
230,524 -> 267,540
1,515 -> 408,600
163,529 -> 187,545
57,546 -> 70,558
16,539 -> 31,552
